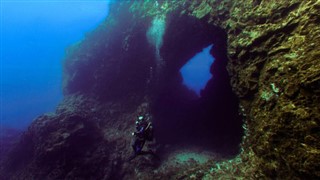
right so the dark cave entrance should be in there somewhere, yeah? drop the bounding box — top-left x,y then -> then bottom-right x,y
150,14 -> 243,156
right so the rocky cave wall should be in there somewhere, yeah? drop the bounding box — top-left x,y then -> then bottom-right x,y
1,0 -> 319,179
223,0 -> 320,178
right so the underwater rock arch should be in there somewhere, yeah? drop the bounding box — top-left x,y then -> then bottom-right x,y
1,0 -> 319,179
149,11 -> 243,155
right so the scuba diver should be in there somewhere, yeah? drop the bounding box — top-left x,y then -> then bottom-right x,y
128,114 -> 159,161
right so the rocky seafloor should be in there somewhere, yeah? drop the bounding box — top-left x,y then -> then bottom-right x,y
1,0 -> 319,179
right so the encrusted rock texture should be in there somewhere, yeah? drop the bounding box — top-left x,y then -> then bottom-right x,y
224,0 -> 320,179
1,0 -> 319,179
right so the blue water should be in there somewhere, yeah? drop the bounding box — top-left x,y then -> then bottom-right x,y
180,45 -> 214,96
1,1 -> 109,129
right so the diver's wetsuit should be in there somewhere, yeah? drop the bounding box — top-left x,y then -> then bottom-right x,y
128,118 -> 158,161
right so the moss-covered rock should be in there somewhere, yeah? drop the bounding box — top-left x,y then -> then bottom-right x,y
1,0 -> 319,179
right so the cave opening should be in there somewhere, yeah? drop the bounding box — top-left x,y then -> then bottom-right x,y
180,44 -> 214,96
150,14 -> 243,156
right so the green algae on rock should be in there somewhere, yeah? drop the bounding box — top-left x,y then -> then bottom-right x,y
1,0 -> 319,179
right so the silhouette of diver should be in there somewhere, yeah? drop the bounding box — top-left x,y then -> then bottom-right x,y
128,114 -> 159,161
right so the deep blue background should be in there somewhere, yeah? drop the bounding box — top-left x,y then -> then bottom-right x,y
1,1 -> 109,129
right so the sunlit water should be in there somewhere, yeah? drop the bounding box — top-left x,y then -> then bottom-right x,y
180,44 -> 214,96
1,1 -> 109,129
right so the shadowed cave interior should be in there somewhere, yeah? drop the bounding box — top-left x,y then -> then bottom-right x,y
149,14 -> 244,156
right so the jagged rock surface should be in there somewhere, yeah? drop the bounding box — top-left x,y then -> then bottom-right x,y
1,0 -> 319,179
